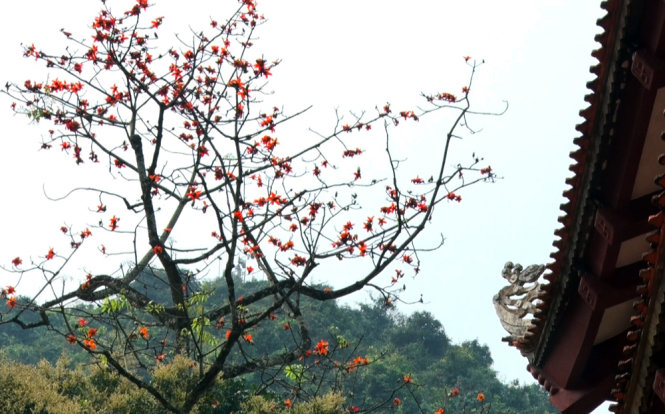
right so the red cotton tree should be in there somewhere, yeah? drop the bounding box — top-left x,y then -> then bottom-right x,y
2,0 -> 498,412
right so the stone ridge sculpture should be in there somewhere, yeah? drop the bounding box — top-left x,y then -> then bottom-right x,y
493,261 -> 545,343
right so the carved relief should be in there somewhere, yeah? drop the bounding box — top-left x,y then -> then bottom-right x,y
493,262 -> 545,342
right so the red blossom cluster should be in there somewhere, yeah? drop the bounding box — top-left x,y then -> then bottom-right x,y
446,192 -> 462,202
313,339 -> 329,356
425,92 -> 458,103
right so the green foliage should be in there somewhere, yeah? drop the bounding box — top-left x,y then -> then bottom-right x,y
100,295 -> 129,314
0,358 -> 82,414
284,364 -> 305,382
0,277 -> 556,413
0,355 -> 251,414
242,393 -> 346,414
0,356 -> 159,414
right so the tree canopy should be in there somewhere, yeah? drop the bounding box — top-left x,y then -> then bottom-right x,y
0,276 -> 555,413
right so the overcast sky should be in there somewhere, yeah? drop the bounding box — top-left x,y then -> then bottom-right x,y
0,0 -> 608,410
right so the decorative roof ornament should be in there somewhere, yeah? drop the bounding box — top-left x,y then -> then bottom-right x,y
493,262 -> 545,343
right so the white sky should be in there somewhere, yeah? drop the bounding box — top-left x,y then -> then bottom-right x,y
0,0 -> 610,411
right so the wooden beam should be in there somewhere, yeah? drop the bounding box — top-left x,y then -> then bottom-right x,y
588,206 -> 652,279
543,274 -> 635,389
549,374 -> 614,414
543,295 -> 601,388
578,274 -> 641,311
602,76 -> 654,209
549,336 -> 622,413
639,0 -> 665,56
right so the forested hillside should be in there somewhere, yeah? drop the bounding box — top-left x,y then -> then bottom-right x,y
0,276 -> 555,413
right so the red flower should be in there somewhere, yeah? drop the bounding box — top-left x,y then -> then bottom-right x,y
243,334 -> 254,343
86,45 -> 98,61
411,176 -> 424,184
6,286 -> 15,295
66,334 -> 77,344
313,339 -> 329,356
139,326 -> 149,339
187,187 -> 202,201
477,393 -> 485,402
109,215 -> 120,231
227,77 -> 246,90
253,58 -> 272,77
362,217 -> 374,232
435,409 -> 445,414
83,338 -> 96,349
393,398 -> 401,406
279,240 -> 294,251
291,255 -> 307,267
45,248 -> 55,260
87,327 -> 98,337
399,110 -> 418,121
354,167 -> 361,181
70,82 -> 83,94
80,273 -> 92,290
403,375 -> 413,383
78,318 -> 88,326
6,296 -> 17,309
11,257 -> 21,267
438,92 -> 457,103
284,399 -> 292,409
153,245 -> 163,255
151,17 -> 163,28
351,356 -> 370,368
65,120 -> 80,132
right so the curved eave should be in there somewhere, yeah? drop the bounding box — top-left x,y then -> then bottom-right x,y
509,0 -> 631,359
